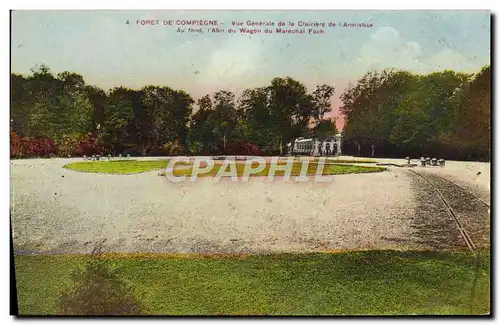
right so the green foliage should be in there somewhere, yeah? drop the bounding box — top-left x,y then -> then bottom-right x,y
340,67 -> 489,160
187,140 -> 203,155
188,95 -> 218,154
101,87 -> 135,153
11,65 -> 336,157
56,134 -> 83,157
85,85 -> 107,131
11,65 -> 93,140
56,71 -> 94,136
11,64 -> 489,159
212,90 -> 237,141
141,86 -> 194,153
450,66 -> 491,160
312,84 -> 335,120
10,66 -> 195,157
162,139 -> 184,155
238,78 -> 335,153
313,117 -> 338,140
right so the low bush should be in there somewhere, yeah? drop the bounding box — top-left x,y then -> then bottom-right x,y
218,140 -> 264,156
11,131 -> 56,158
56,134 -> 81,157
10,130 -> 24,158
75,133 -> 104,156
11,131 -> 103,158
58,247 -> 144,315
162,140 -> 184,156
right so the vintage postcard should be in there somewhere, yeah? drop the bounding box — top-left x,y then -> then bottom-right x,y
10,10 -> 491,316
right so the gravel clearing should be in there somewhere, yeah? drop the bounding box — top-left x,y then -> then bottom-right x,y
10,157 -> 490,254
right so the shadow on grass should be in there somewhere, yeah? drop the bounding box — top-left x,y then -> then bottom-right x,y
14,249 -> 490,316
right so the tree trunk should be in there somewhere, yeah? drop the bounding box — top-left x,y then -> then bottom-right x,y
354,141 -> 361,156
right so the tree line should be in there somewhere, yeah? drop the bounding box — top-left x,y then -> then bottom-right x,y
10,64 -> 490,161
10,64 -> 338,158
340,66 -> 490,161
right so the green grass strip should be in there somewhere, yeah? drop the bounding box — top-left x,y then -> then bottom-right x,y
14,250 -> 490,315
167,162 -> 386,177
63,160 -> 168,174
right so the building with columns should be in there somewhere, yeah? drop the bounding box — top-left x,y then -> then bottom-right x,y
287,134 -> 343,156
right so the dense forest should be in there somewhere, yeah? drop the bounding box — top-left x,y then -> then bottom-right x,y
10,64 -> 490,161
10,64 -> 337,158
341,66 -> 490,161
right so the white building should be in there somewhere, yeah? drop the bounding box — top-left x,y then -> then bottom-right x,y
287,134 -> 342,156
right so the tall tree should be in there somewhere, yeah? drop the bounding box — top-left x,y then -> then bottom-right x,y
447,66 -> 490,159
188,95 -> 218,154
313,117 -> 338,140
390,70 -> 470,151
238,87 -> 273,149
10,73 -> 30,135
340,68 -> 472,157
311,84 -> 335,120
267,77 -> 313,154
86,85 -> 108,132
25,64 -> 61,138
211,90 -> 238,152
56,71 -> 93,136
101,87 -> 135,153
141,86 -> 194,153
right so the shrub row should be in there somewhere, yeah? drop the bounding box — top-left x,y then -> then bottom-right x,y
10,131 -> 104,158
11,131 -> 265,158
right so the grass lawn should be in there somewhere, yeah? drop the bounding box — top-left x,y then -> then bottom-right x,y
168,162 -> 386,177
63,160 -> 169,174
62,159 -> 383,176
325,158 -> 378,164
14,250 -> 490,316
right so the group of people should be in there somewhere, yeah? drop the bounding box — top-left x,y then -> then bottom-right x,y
83,154 -> 131,161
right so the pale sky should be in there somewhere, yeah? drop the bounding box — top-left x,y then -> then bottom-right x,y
11,10 -> 491,128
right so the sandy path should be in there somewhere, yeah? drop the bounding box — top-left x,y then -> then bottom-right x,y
10,157 -> 490,254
